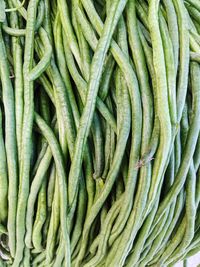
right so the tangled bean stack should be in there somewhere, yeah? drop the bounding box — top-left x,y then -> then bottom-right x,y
0,0 -> 200,266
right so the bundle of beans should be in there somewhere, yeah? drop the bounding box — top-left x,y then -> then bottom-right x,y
0,0 -> 200,266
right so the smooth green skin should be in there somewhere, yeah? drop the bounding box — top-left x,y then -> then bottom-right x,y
157,63 -> 200,266
126,201 -> 158,267
61,28 -> 117,132
180,227 -> 200,261
159,104 -> 195,265
2,25 -> 25,36
147,130 -> 184,265
88,196 -> 122,254
70,179 -> 87,255
13,1 -> 38,265
38,74 -> 54,105
146,192 -> 183,264
56,8 -> 91,228
31,135 -> 49,177
127,0 -> 153,152
145,152 -> 183,263
53,14 -> 80,130
3,0 -> 44,37
45,175 -> 60,266
143,206 -> 171,252
43,20 -> 70,267
123,199 -> 160,267
77,0 -> 145,216
106,183 -> 160,267
83,198 -> 122,267
71,0 -> 91,83
28,28 -> 52,81
35,8 -> 77,198
148,191 -> 184,266
135,1 -> 188,153
54,5 -> 97,264
9,0 -> 52,262
139,204 -> 175,266
0,0 -> 5,22
141,131 -> 183,266
70,0 -> 127,214
52,14 -> 95,265
84,20 -> 130,260
135,1 -> 149,30
21,247 -> 30,267
115,71 -> 124,136
132,2 -> 188,241
74,2 -> 143,266
34,112 -> 70,266
163,0 -> 179,73
101,97 -> 116,181
72,8 -> 145,259
109,0 -> 152,247
144,100 -> 195,266
12,41 -> 23,162
98,54 -> 115,101
163,149 -> 175,195
107,3 -> 170,264
60,20 -> 111,195
138,21 -> 160,164
68,8 -> 105,182
160,13 -> 177,126
48,60 -> 75,155
129,7 -> 179,263
30,91 -> 50,252
42,0 -> 53,42
153,61 -> 200,230
172,0 -> 190,123
43,24 -> 111,239
0,24 -> 18,258
6,12 -> 52,201
73,1 -> 130,265
42,163 -> 55,243
143,0 -> 172,217
57,0 -> 81,69
25,100 -> 54,250
126,171 -> 172,266
165,165 -> 196,265
32,178 -> 47,252
25,146 -> 52,249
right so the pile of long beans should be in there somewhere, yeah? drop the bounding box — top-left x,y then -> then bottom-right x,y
0,0 -> 200,266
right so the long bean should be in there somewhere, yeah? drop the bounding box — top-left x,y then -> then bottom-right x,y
13,1 -> 38,264
0,22 -> 18,258
0,0 -> 200,266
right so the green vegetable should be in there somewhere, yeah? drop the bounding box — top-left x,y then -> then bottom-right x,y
0,0 -> 200,266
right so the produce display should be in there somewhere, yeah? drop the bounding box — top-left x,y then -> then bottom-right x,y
0,0 -> 200,266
